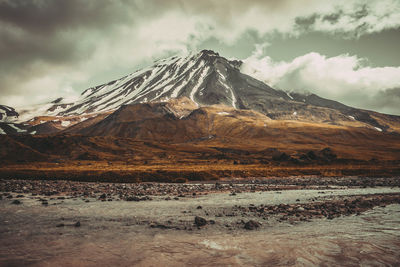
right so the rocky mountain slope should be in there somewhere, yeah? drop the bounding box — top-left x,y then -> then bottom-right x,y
1,50 -> 400,136
0,105 -> 19,122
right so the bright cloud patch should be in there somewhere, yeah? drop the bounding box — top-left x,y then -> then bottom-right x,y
241,52 -> 400,115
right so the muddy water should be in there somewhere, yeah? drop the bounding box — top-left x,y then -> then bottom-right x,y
1,187 -> 400,266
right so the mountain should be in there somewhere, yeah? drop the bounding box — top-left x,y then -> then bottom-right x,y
1,50 -> 400,179
64,97 -> 400,163
3,96 -> 400,164
2,49 -> 400,135
66,97 -> 271,141
0,105 -> 19,122
23,49 -> 279,117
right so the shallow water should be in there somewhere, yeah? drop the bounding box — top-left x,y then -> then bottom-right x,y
1,187 -> 400,266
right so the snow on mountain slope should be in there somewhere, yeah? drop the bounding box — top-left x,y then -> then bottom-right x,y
55,50 -> 248,116
0,122 -> 29,135
4,49 -> 400,134
0,105 -> 19,122
14,50 -> 286,120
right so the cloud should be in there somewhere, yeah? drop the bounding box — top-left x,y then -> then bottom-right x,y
0,0 -> 399,108
241,52 -> 400,115
294,0 -> 400,38
365,88 -> 400,115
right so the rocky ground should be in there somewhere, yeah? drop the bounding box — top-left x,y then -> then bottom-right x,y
1,176 -> 400,198
1,177 -> 400,231
1,177 -> 400,266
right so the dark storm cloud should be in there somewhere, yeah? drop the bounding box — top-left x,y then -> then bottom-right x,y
0,0 -> 134,65
0,0 -> 397,69
0,0 -> 133,34
0,0 -> 142,102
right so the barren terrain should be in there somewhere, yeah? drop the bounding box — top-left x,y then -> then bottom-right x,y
1,178 -> 400,266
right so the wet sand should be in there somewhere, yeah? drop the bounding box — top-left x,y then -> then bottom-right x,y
1,178 -> 400,266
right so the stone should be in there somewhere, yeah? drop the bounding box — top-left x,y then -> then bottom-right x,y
244,220 -> 260,230
126,196 -> 140,201
11,200 -> 21,205
194,216 -> 207,227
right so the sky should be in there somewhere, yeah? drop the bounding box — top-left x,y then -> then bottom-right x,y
0,0 -> 400,115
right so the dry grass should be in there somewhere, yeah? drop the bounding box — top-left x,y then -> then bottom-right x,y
1,115 -> 400,182
1,160 -> 400,183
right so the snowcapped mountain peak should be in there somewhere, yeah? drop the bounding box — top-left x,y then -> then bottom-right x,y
5,49 -> 394,136
9,50 -> 255,121
27,50 -> 256,118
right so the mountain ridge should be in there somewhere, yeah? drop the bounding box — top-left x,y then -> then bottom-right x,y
1,49 -> 400,135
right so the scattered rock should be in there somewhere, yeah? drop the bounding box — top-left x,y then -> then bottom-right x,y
151,223 -> 172,229
244,220 -> 260,230
11,200 -> 21,205
194,216 -> 207,227
126,196 -> 140,201
214,182 -> 223,190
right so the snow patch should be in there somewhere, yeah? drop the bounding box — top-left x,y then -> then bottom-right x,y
0,128 -> 5,135
218,75 -> 237,109
190,64 -> 210,104
348,116 -> 355,120
7,123 -> 27,133
374,127 -> 382,132
217,112 -> 230,116
61,121 -> 71,127
293,111 -> 297,116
